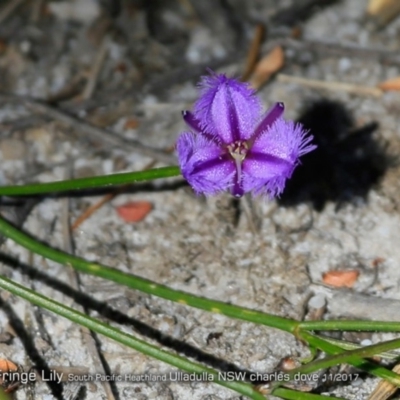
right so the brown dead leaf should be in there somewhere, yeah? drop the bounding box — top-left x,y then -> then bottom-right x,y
249,46 -> 285,90
367,0 -> 400,25
377,76 -> 400,91
322,270 -> 359,288
116,201 -> 152,222
123,118 -> 140,130
368,0 -> 390,14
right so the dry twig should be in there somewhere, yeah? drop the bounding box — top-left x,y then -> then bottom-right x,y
81,35 -> 110,101
0,93 -> 176,164
0,0 -> 25,24
277,74 -> 383,97
30,0 -> 45,23
47,73 -> 87,104
283,37 -> 400,66
71,148 -> 174,230
272,0 -> 340,26
72,189 -> 122,231
368,364 -> 400,400
241,24 -> 265,82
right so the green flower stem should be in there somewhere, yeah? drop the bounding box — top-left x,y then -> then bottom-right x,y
0,166 -> 181,196
270,334 -> 400,392
297,331 -> 400,386
0,215 -> 297,334
0,388 -> 11,400
0,275 -> 266,400
272,387 -> 345,400
291,336 -> 400,379
320,337 -> 400,360
299,319 -> 400,332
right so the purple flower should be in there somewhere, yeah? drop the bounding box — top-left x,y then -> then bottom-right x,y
176,72 -> 316,197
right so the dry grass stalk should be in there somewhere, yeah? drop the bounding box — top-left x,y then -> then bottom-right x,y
277,74 -> 383,97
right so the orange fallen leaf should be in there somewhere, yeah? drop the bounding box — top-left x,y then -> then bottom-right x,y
116,201 -> 152,222
123,118 -> 139,130
249,46 -> 285,90
322,270 -> 359,288
377,76 -> 400,91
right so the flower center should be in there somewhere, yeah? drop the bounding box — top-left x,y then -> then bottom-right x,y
227,140 -> 248,162
226,140 -> 249,197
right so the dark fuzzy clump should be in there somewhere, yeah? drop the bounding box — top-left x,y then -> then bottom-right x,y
278,99 -> 390,211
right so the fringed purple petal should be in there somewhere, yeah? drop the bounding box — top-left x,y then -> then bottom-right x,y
242,118 -> 316,197
243,153 -> 293,180
193,73 -> 262,143
176,131 -> 235,195
242,174 -> 289,198
182,110 -> 220,144
252,102 -> 285,139
242,154 -> 294,197
182,110 -> 201,132
251,118 -> 316,166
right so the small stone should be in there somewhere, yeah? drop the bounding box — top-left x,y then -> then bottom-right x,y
0,139 -> 27,160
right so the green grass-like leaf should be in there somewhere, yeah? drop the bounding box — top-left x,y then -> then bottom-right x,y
1,214 -> 400,389
0,275 -> 266,400
0,166 -> 181,195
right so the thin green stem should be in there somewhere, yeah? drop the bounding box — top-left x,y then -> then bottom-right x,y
299,319 -> 400,332
0,215 -> 297,333
270,333 -> 400,392
292,336 -> 400,377
0,388 -> 11,400
0,166 -> 181,196
319,337 -> 400,360
0,275 -> 266,400
297,331 -> 400,386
